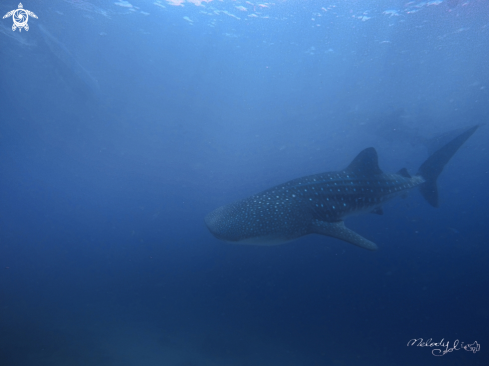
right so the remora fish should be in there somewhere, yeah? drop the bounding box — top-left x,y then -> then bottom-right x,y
205,125 -> 478,250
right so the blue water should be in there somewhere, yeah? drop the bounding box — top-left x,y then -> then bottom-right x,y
0,0 -> 488,365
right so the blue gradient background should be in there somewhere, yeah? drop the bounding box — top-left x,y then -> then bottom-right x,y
1,1 -> 488,365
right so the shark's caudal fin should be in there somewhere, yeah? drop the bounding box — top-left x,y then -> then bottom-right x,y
417,125 -> 479,207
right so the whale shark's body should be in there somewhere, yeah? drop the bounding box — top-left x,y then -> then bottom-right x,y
205,125 -> 478,250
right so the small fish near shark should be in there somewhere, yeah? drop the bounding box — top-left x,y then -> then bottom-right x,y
205,125 -> 479,251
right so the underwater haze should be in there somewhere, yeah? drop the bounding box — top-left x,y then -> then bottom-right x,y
0,0 -> 488,365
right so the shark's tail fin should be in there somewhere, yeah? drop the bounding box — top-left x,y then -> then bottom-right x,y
417,125 -> 478,207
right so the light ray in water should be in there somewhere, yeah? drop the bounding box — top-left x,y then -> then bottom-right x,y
0,21 -> 36,47
38,24 -> 101,101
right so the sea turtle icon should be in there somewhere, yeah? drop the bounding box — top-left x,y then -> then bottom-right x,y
3,3 -> 38,32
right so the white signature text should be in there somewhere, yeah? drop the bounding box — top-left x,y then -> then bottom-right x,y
407,338 -> 480,356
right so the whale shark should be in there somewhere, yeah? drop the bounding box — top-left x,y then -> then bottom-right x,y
205,125 -> 478,250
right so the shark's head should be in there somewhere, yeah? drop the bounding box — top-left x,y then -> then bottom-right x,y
205,205 -> 239,242
205,197 -> 307,246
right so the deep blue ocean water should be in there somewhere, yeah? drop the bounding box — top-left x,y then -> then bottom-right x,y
1,0 -> 488,365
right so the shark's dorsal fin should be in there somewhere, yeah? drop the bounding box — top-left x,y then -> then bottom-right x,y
345,147 -> 383,176
311,220 -> 378,251
397,168 -> 411,178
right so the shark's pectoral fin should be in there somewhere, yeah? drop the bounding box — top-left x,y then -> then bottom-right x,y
311,220 -> 378,251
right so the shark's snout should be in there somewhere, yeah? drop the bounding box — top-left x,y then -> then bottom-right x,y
205,205 -> 238,242
204,209 -> 220,235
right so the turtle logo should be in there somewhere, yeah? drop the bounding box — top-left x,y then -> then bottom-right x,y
3,3 -> 38,32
